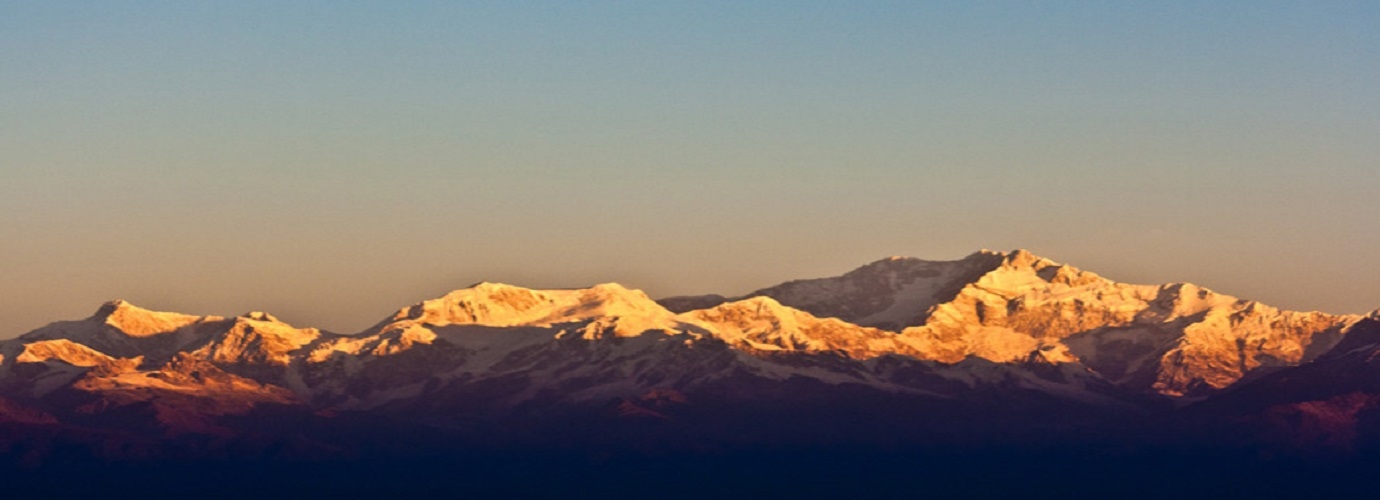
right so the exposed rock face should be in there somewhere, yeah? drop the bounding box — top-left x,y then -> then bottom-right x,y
661,253 -> 1004,331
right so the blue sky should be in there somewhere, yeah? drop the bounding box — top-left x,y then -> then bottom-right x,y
2,1 -> 1378,335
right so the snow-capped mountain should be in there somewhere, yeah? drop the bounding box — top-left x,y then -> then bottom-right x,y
0,249 -> 1372,461
662,249 -> 1358,397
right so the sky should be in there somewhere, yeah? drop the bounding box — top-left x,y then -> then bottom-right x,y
2,1 -> 1378,336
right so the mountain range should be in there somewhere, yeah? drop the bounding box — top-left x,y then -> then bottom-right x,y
4,249 -> 1380,495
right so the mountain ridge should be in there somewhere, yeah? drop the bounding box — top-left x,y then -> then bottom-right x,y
0,248 -> 1373,465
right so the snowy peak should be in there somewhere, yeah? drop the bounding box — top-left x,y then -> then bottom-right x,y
239,311 -> 282,323
6,339 -> 144,397
967,249 -> 1106,290
977,248 -> 1054,269
194,314 -> 322,366
15,339 -> 141,371
0,248 -> 1369,416
1151,282 -> 1239,319
1006,248 -> 1053,268
390,282 -> 674,329
93,299 -> 205,338
0,247 -> 1371,467
344,282 -> 691,349
704,295 -> 797,319
656,249 -> 1358,397
686,296 -> 807,332
662,251 -> 1004,331
684,296 -> 923,358
390,282 -> 562,326
10,300 -> 222,363
656,249 -> 1094,332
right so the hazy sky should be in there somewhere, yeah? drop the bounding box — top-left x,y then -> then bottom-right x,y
3,1 -> 1378,336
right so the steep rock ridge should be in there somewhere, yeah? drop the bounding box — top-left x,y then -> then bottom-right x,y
900,250 -> 1162,363
11,300 -> 224,364
894,250 -> 1354,396
376,292 -> 1129,421
1180,318 -> 1380,451
190,312 -> 324,366
69,353 -> 298,436
679,296 -> 1129,408
0,250 -> 1371,449
385,282 -> 682,332
899,251 -> 1352,397
386,324 -> 740,416
656,294 -> 729,315
295,282 -> 712,410
95,300 -> 202,337
16,339 -> 140,370
682,296 -> 927,359
661,249 -> 1357,396
297,283 -> 1119,414
0,303 -> 312,433
5,339 -> 144,397
1149,301 -> 1349,396
175,312 -> 332,398
660,253 -> 1005,331
0,339 -> 298,436
303,282 -> 694,370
